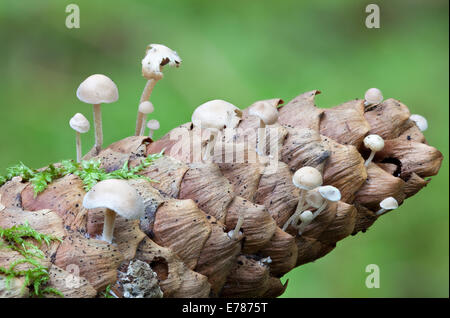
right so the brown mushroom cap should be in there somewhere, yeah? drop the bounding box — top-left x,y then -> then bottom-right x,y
83,179 -> 144,220
76,74 -> 119,105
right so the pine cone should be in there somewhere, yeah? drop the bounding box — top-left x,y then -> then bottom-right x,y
0,90 -> 443,298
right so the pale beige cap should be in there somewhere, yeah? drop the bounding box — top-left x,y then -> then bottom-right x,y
364,88 -> 383,104
318,185 -> 341,202
191,99 -> 242,130
76,74 -> 119,104
69,113 -> 90,133
292,166 -> 323,190
364,134 -> 385,152
410,114 -> 428,132
380,197 -> 398,210
248,101 -> 279,125
147,119 -> 160,130
83,179 -> 144,220
139,101 -> 154,115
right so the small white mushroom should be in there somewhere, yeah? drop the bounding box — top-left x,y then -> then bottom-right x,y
312,185 -> 342,217
147,119 -> 160,139
192,99 -> 242,161
137,101 -> 155,136
410,114 -> 428,132
292,166 -> 323,213
136,44 -> 181,135
295,210 -> 314,235
248,101 -> 279,156
364,88 -> 383,106
283,167 -> 323,231
363,134 -> 385,166
83,179 -> 144,243
228,214 -> 244,240
69,113 -> 90,163
376,197 -> 398,216
76,74 -> 119,155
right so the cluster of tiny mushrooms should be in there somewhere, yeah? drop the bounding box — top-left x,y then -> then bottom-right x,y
65,44 -> 429,244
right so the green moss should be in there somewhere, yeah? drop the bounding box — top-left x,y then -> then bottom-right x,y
0,222 -> 63,297
0,150 -> 164,196
100,284 -> 116,298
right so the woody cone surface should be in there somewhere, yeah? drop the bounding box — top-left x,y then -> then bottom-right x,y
0,90 -> 443,298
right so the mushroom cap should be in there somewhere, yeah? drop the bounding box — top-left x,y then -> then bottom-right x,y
142,44 -> 182,80
248,101 -> 279,125
69,113 -> 90,133
364,88 -> 383,104
379,197 -> 398,210
364,134 -> 385,152
138,101 -> 154,115
76,74 -> 119,105
147,119 -> 160,130
318,185 -> 341,202
83,179 -> 144,220
191,99 -> 242,130
299,210 -> 314,223
292,166 -> 323,190
305,189 -> 324,208
410,114 -> 428,132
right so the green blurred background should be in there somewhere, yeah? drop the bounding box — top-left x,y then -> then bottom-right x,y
0,0 -> 448,297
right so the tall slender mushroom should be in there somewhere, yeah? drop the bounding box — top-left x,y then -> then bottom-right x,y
136,44 -> 181,136
147,119 -> 160,139
191,99 -> 242,161
363,134 -> 385,166
248,101 -> 279,155
292,166 -> 323,214
364,88 -> 383,106
82,179 -> 144,243
76,74 -> 119,155
69,113 -> 90,163
410,114 -> 428,132
376,197 -> 398,216
137,101 -> 154,136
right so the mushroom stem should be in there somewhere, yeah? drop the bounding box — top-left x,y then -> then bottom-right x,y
313,201 -> 328,218
365,151 -> 376,167
203,130 -> 218,161
93,104 -> 103,154
282,210 -> 302,231
230,214 -> 244,240
75,132 -> 82,163
149,129 -> 155,139
375,208 -> 387,216
136,79 -> 158,136
102,209 -> 117,243
257,119 -> 267,156
139,121 -> 146,136
294,190 -> 306,215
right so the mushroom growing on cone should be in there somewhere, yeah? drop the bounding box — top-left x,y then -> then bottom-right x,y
0,55 -> 443,298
